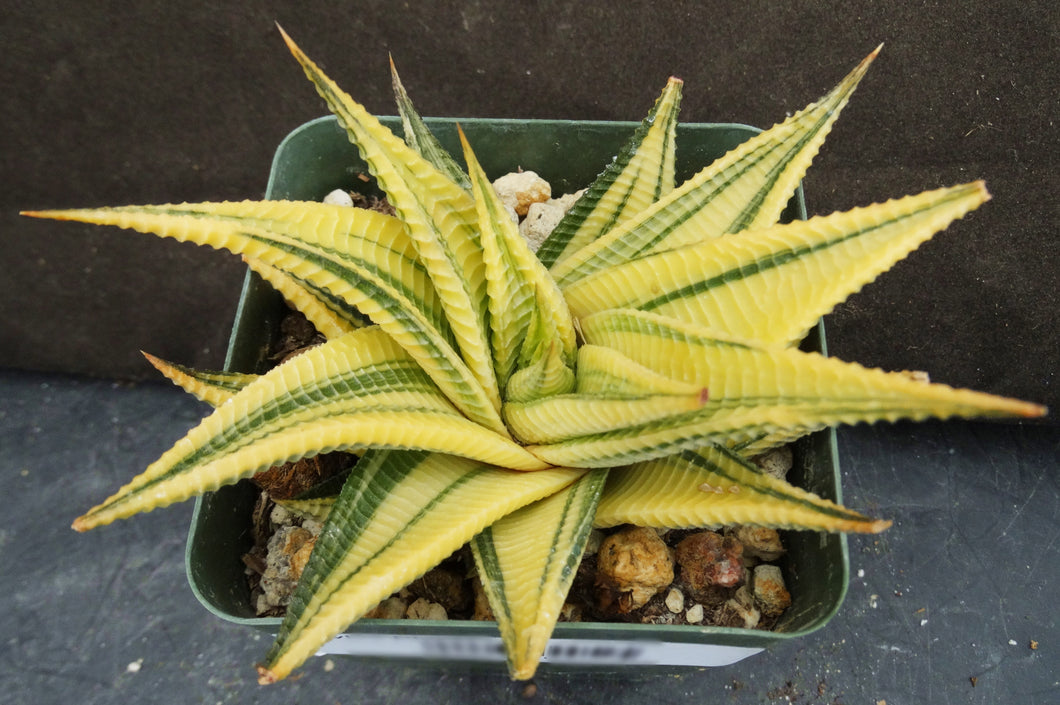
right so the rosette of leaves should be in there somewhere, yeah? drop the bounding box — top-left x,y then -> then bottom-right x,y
25,30 -> 1045,683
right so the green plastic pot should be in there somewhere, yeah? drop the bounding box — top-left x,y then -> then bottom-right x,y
185,115 -> 848,671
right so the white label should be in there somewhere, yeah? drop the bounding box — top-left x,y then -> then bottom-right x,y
316,633 -> 761,667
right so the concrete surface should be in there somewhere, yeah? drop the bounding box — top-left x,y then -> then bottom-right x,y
2,369 -> 1056,704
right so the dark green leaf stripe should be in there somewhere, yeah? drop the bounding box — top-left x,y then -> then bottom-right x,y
635,222 -> 870,313
583,308 -> 756,350
538,79 -> 681,269
391,62 -> 472,191
291,43 -> 495,403
268,450 -> 480,662
243,232 -> 452,341
87,356 -> 447,518
554,134 -> 803,287
470,525 -> 513,625
548,469 -> 608,584
676,445 -> 869,522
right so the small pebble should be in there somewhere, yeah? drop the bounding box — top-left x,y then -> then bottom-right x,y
675,531 -> 744,603
752,445 -> 793,479
519,201 -> 565,252
595,526 -> 675,613
492,171 -> 550,216
323,189 -> 354,207
365,596 -> 408,620
752,564 -> 792,617
406,597 -> 448,620
685,604 -> 705,623
269,503 -> 293,526
126,659 -> 143,673
664,588 -> 685,614
716,593 -> 761,629
734,526 -> 786,561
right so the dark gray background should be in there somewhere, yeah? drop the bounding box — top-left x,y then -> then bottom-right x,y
3,0 -> 1057,415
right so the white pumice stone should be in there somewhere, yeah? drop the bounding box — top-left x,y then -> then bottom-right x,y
492,170 -> 551,216
322,188 -> 354,207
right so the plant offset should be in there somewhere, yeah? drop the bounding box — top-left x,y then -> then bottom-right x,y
26,30 -> 1046,682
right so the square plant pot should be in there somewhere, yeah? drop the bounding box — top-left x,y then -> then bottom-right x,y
185,115 -> 848,672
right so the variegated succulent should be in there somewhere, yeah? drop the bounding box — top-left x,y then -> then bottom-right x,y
25,30 -> 1045,683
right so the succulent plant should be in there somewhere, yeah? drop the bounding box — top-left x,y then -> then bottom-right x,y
24,29 -> 1045,683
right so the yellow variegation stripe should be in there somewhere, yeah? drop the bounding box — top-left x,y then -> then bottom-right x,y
142,352 -> 255,407
471,468 -> 608,680
391,57 -> 471,191
574,344 -> 704,397
281,29 -> 501,418
564,182 -> 989,346
537,77 -> 682,269
729,428 -> 818,457
583,310 -> 1045,422
526,309 -> 1045,467
73,328 -> 546,531
275,497 -> 336,523
551,48 -> 879,287
243,257 -> 361,339
595,446 -> 889,533
259,450 -> 584,683
505,388 -> 709,445
25,201 -> 507,435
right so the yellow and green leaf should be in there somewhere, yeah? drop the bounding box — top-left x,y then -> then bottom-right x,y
243,257 -> 363,339
527,309 -> 1045,467
24,200 -> 507,434
141,352 -> 255,407
259,449 -> 584,683
504,388 -> 710,445
471,468 -> 608,680
563,182 -> 990,346
595,445 -> 889,533
461,128 -> 576,394
390,57 -> 472,191
73,327 -> 546,532
281,28 -> 501,419
537,76 -> 683,269
550,47 -> 879,287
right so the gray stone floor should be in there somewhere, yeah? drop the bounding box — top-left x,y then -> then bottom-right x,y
3,369 -> 1056,704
